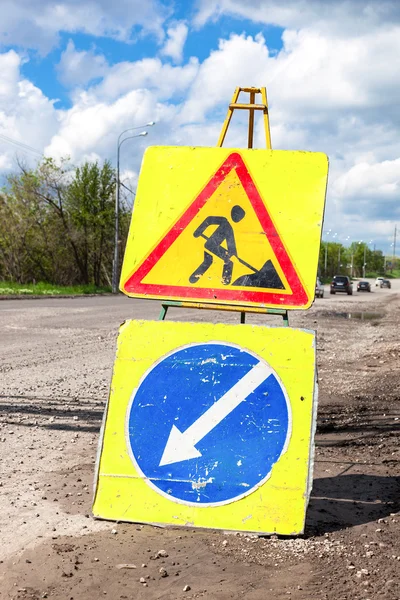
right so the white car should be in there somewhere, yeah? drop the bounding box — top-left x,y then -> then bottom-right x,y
375,277 -> 384,287
315,277 -> 324,298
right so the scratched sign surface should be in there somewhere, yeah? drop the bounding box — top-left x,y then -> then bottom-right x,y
93,320 -> 317,535
120,147 -> 328,310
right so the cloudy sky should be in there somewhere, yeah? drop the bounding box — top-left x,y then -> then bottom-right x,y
0,0 -> 399,253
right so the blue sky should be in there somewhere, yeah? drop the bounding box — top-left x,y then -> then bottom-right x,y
20,18 -> 284,110
0,0 -> 399,254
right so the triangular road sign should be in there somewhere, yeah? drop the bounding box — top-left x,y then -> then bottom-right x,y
122,152 -> 315,307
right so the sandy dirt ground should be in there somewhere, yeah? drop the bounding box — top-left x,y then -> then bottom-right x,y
0,282 -> 399,600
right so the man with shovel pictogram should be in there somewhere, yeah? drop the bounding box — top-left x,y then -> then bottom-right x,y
189,205 -> 245,285
189,204 -> 285,290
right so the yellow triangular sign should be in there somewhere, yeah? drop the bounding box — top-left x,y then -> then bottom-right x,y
122,152 -> 308,306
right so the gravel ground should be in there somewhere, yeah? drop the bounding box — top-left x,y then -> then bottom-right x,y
0,283 -> 399,600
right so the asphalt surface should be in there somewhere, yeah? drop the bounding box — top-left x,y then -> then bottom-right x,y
0,281 -> 399,600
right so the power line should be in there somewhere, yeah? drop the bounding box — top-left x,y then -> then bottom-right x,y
0,133 -> 44,157
0,133 -> 137,198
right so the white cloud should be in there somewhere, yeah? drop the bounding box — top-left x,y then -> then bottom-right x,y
0,50 -> 21,99
57,40 -> 108,87
181,26 -> 400,126
161,21 -> 189,63
334,159 -> 400,218
90,57 -> 199,102
44,88 -> 176,162
0,50 -> 58,171
181,33 -> 270,123
0,154 -> 12,171
269,27 -> 400,116
1,1 -> 400,253
0,0 -> 168,54
194,0 -> 400,33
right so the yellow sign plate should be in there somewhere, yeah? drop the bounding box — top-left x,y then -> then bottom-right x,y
121,147 -> 328,309
93,320 -> 317,535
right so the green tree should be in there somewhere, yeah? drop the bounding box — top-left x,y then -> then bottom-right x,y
319,242 -> 348,279
368,249 -> 384,274
319,239 -> 388,280
65,160 -> 115,286
0,157 -> 130,287
348,242 -> 380,277
0,165 -> 71,283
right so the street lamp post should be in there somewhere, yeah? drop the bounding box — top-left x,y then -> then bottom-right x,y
324,229 -> 332,276
340,236 -> 350,272
112,122 -> 155,294
324,231 -> 338,277
355,241 -> 362,278
362,239 -> 374,279
363,245 -> 367,278
324,244 -> 328,275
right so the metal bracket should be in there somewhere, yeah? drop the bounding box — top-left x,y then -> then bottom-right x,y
158,301 -> 289,326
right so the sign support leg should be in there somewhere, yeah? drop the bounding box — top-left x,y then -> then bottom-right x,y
159,304 -> 169,320
156,86 -> 289,326
216,86 -> 288,326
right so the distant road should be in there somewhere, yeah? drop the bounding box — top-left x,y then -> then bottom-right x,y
1,277 -> 398,319
318,277 -> 399,304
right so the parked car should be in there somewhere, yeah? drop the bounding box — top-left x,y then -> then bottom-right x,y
380,279 -> 391,288
315,277 -> 324,298
375,277 -> 384,287
357,281 -> 371,292
330,275 -> 353,295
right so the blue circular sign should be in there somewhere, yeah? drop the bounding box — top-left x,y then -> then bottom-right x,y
126,342 -> 291,506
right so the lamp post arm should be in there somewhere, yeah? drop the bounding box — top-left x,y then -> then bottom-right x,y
117,122 -> 155,146
118,133 -> 147,151
119,181 -> 135,195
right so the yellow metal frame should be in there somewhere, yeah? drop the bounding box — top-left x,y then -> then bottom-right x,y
217,87 -> 272,150
159,86 -> 283,324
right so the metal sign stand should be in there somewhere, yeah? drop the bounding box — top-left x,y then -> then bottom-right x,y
217,86 -> 272,149
159,86 -> 289,326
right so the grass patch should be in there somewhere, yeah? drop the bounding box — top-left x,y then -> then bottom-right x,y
366,270 -> 400,279
385,269 -> 400,279
0,281 -> 112,296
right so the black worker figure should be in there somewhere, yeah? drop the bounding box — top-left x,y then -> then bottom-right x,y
189,205 -> 285,290
189,205 -> 245,285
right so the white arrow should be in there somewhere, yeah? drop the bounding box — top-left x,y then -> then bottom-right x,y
159,360 -> 273,467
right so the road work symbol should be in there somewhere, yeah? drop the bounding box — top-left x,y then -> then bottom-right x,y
126,342 -> 291,506
189,204 -> 284,289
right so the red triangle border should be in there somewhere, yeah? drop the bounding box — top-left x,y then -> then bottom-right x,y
122,152 -> 309,307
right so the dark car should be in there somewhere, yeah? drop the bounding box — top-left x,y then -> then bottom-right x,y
357,281 -> 371,292
330,275 -> 353,295
380,279 -> 391,288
